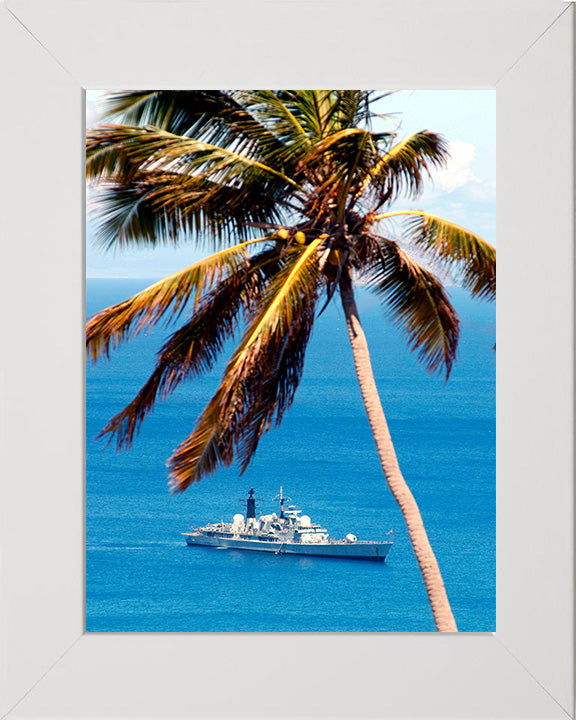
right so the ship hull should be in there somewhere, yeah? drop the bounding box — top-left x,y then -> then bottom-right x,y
184,534 -> 392,561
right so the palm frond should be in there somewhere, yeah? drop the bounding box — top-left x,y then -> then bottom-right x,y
376,211 -> 496,301
168,239 -> 324,491
89,169 -> 285,249
283,91 -> 375,141
86,238 -> 269,361
239,91 -> 312,148
292,91 -> 334,140
304,127 -> 371,168
87,125 -> 302,194
100,91 -> 229,134
96,246 -> 284,448
326,91 -> 373,132
99,90 -> 290,163
354,131 -> 449,207
95,255 -> 272,448
96,274 -> 246,448
361,234 -> 460,378
235,291 -> 318,472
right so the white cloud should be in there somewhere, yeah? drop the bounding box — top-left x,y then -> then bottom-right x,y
413,139 -> 495,205
432,140 -> 478,192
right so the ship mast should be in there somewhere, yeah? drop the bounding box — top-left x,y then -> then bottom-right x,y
246,487 -> 256,520
277,486 -> 291,518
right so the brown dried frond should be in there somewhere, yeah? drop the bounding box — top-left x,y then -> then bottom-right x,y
96,247 -> 284,448
168,239 -> 324,492
86,239 -> 268,362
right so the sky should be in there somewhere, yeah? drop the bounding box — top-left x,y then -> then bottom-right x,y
85,90 -> 495,279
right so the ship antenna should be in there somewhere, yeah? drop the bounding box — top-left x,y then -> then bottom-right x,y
275,486 -> 291,519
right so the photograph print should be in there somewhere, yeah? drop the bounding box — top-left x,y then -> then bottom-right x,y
86,90 -> 495,633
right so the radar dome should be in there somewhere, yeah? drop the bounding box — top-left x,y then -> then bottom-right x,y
232,514 -> 244,525
299,515 -> 311,527
345,533 -> 357,543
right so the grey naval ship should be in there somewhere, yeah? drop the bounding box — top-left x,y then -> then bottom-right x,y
183,488 -> 393,561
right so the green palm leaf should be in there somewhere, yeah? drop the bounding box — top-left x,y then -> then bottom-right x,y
278,91 -> 372,141
288,90 -> 333,140
239,90 -> 313,148
100,91 -> 234,134
319,91 -> 370,134
89,170 -> 285,249
100,90 -> 290,163
376,211 -> 496,300
87,125 -> 303,192
362,234 -> 460,378
354,131 -> 449,207
304,127 -> 372,172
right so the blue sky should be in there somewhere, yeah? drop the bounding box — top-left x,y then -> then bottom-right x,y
86,90 -> 495,279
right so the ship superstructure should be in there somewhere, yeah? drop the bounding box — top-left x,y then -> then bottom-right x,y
183,487 -> 393,561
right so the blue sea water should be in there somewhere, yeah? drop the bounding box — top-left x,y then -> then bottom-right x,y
86,279 -> 495,633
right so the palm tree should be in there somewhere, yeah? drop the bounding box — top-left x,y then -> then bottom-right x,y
86,90 -> 495,632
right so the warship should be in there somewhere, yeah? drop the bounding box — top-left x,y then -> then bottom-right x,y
183,488 -> 393,561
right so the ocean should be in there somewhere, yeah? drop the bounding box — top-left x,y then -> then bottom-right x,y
86,278 -> 495,633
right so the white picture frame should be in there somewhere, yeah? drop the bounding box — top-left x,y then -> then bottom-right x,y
0,0 -> 573,717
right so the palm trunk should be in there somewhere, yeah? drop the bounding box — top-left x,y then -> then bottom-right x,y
339,271 -> 457,632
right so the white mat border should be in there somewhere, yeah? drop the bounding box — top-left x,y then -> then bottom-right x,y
0,1 -> 573,718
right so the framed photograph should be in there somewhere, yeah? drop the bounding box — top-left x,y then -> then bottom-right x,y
1,0 -> 573,717
84,85 -> 497,638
